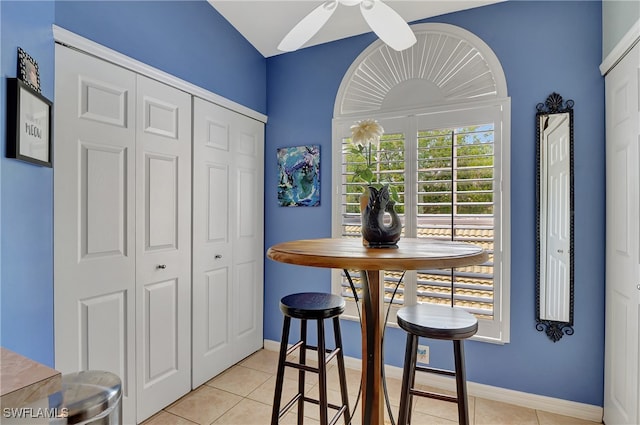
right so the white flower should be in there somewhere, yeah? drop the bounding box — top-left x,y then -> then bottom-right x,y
350,119 -> 384,146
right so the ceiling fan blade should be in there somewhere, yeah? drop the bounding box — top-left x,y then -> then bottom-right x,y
360,0 -> 417,51
278,1 -> 338,52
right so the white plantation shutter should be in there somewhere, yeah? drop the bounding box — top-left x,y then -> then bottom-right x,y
332,23 -> 510,342
333,104 -> 509,342
415,125 -> 495,319
338,119 -> 407,306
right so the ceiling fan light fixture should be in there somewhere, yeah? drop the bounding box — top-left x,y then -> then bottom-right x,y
277,0 -> 338,52
339,0 -> 363,6
360,0 -> 417,51
278,0 -> 416,53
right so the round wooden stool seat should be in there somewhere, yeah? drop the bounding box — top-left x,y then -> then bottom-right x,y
280,292 -> 345,320
396,303 -> 478,340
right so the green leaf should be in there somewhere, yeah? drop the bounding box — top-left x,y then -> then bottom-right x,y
346,146 -> 363,155
389,185 -> 400,203
360,168 -> 374,183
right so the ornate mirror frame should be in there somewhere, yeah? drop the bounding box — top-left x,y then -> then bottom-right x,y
535,92 -> 575,342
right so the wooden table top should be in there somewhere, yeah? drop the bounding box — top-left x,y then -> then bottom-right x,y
267,237 -> 488,271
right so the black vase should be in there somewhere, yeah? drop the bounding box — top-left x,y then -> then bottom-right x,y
360,185 -> 402,248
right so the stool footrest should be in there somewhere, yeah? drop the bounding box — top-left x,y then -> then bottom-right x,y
278,393 -> 303,419
278,393 -> 347,423
328,405 -> 347,425
285,340 -> 304,357
301,396 -> 345,411
285,344 -> 342,371
300,397 -> 347,425
409,388 -> 458,404
415,365 -> 456,377
324,347 -> 340,364
307,345 -> 340,363
284,360 -> 317,374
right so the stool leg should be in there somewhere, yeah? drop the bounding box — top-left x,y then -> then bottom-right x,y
317,318 -> 328,425
398,333 -> 418,425
297,319 -> 307,425
332,317 -> 351,424
272,316 -> 292,425
453,340 -> 470,425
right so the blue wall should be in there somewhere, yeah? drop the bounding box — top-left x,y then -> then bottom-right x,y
0,0 -> 266,367
264,1 -> 605,406
1,0 -> 605,408
54,1 -> 266,115
1,1 -> 56,367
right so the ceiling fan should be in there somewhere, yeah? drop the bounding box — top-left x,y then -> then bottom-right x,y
278,0 -> 417,52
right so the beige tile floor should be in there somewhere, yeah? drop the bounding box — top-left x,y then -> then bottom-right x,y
142,349 -> 602,425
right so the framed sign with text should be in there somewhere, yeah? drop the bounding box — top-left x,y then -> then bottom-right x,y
6,78 -> 52,167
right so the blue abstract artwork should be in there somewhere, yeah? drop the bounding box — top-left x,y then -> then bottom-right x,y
277,145 -> 320,207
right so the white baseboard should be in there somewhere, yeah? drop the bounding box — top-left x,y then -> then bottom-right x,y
263,339 -> 603,423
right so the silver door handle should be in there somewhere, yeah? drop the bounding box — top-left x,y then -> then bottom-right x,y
214,254 -> 222,259
557,249 -> 564,253
637,283 -> 640,291
157,264 -> 167,269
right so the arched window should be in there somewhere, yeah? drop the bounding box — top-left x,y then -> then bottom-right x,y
331,23 -> 510,342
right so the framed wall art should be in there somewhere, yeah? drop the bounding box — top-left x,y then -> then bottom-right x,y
277,145 -> 320,207
6,78 -> 53,167
17,47 -> 41,93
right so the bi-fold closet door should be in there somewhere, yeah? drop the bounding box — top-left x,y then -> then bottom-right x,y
54,44 -> 192,424
191,97 -> 264,388
603,40 -> 639,425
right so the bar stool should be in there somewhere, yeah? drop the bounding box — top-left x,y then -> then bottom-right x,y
396,303 -> 478,425
271,292 -> 351,425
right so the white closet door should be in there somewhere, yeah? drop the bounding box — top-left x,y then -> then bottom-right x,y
135,75 -> 192,422
192,98 -> 264,387
54,45 -> 137,423
604,41 -> 639,425
230,104 -> 264,361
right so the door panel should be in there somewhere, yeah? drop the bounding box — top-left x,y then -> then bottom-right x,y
232,125 -> 263,360
145,153 -> 178,250
192,99 -> 235,387
79,77 -> 128,127
80,291 -> 129,393
81,143 -> 129,258
236,262 -> 256,337
55,45 -> 137,423
207,164 -> 230,242
144,279 -> 178,384
206,268 -> 231,350
237,168 -> 256,239
604,42 -> 639,425
135,75 -> 191,423
192,98 -> 264,387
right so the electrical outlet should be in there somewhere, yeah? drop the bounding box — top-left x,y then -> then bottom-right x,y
417,345 -> 429,364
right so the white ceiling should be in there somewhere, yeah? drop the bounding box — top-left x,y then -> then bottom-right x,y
208,0 -> 505,58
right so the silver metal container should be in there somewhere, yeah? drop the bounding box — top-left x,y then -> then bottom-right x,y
51,371 -> 122,425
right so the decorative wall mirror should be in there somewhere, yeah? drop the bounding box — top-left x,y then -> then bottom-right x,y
535,92 -> 574,342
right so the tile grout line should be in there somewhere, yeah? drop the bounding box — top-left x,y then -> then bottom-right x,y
144,349 -> 599,425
